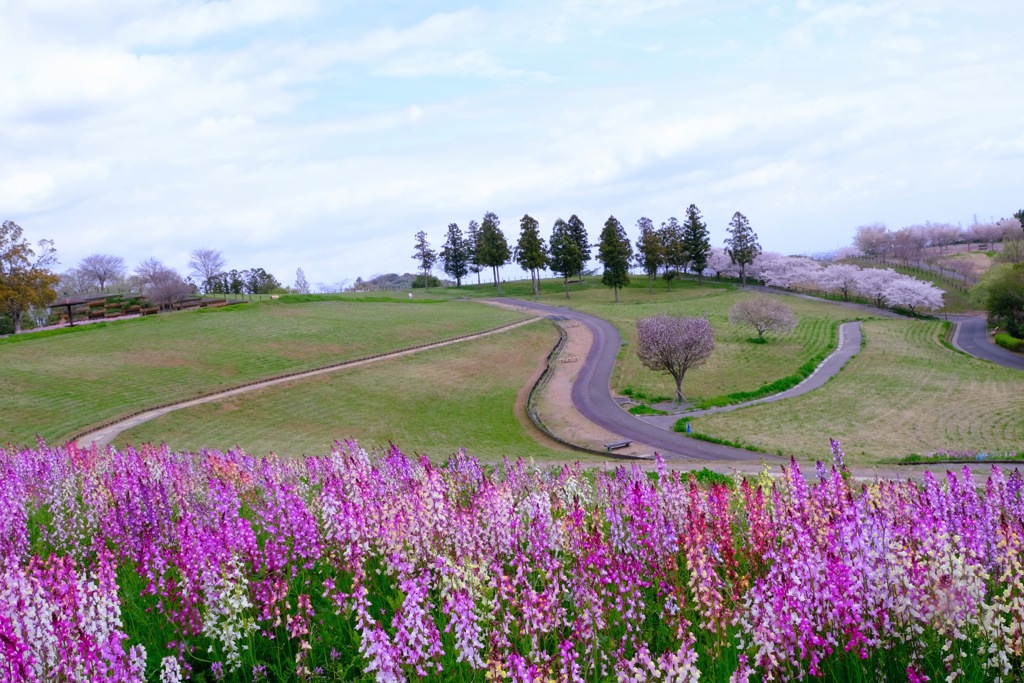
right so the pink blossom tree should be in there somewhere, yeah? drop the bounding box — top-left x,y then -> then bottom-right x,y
729,297 -> 797,340
635,315 -> 715,403
853,267 -> 897,307
754,253 -> 821,289
818,263 -> 861,300
705,248 -> 740,279
882,274 -> 944,314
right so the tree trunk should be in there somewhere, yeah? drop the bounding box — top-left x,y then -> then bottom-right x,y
648,274 -> 653,293
697,272 -> 703,287
613,285 -> 619,303
494,266 -> 502,296
740,266 -> 747,286
674,373 -> 684,403
532,269 -> 539,297
564,276 -> 569,299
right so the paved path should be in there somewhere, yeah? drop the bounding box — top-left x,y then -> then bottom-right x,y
638,321 -> 862,430
73,317 -> 542,449
503,300 -> 862,462
949,315 -> 1024,371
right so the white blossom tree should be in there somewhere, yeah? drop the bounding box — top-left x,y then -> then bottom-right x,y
635,315 -> 715,403
705,248 -> 740,279
818,263 -> 861,300
729,297 -> 797,340
882,274 -> 944,314
854,268 -> 898,308
754,253 -> 821,289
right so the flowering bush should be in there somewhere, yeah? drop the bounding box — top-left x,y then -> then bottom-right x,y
1,441 -> 1022,682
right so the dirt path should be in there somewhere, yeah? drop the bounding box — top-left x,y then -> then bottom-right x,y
73,316 -> 543,449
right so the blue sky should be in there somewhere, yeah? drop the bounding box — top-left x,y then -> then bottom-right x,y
2,0 -> 1021,288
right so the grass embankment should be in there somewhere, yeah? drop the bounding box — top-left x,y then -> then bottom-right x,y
0,300 -> 529,446
685,319 -> 1024,462
115,321 -> 576,462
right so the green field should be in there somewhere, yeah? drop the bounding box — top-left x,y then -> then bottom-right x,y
685,318 -> 1024,462
114,321 -> 576,461
450,276 -> 866,406
0,300 -> 528,446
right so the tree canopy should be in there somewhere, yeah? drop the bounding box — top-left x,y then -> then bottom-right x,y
548,218 -> 584,299
566,215 -> 590,282
634,217 -> 662,293
681,204 -> 711,286
725,212 -> 761,285
729,297 -> 797,340
477,212 -> 510,295
635,315 -> 715,403
440,223 -> 470,287
597,215 -> 632,302
0,220 -> 59,333
514,214 -> 548,297
411,231 -> 437,291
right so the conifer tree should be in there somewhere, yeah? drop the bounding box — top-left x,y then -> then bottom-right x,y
681,204 -> 711,286
725,212 -> 761,285
514,214 -> 548,297
597,215 -> 632,302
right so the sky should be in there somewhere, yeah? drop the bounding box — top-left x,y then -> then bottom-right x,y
2,0 -> 1022,289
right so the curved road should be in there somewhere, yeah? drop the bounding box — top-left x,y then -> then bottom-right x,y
949,315 -> 1024,371
505,299 -> 862,462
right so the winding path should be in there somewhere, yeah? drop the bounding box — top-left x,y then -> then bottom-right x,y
73,317 -> 543,449
504,299 -> 862,462
949,315 -> 1024,371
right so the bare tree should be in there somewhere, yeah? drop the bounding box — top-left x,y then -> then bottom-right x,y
635,315 -> 715,403
294,267 -> 310,294
188,248 -> 226,293
135,258 -> 189,309
729,297 -> 797,340
77,253 -> 126,291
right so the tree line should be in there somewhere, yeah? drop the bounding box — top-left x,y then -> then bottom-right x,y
413,208 -> 762,302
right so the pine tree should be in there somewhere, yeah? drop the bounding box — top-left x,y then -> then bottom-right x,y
411,230 -> 437,291
466,220 -> 483,285
514,214 -> 548,297
635,216 -> 662,293
566,215 -> 590,282
477,212 -> 510,295
659,217 -> 685,292
440,223 -> 470,287
597,215 -> 632,302
681,204 -> 711,286
549,218 -> 584,299
725,212 -> 761,285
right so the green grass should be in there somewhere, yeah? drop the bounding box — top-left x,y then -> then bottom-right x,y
628,404 -> 669,416
0,300 -> 529,446
686,319 -> 1024,463
114,321 -> 581,462
444,275 -> 868,408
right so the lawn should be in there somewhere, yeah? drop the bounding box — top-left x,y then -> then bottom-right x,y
0,299 -> 529,446
452,276 -> 863,406
114,320 -> 579,462
685,318 -> 1024,462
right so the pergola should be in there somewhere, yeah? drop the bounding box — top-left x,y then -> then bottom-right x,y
49,294 -> 111,327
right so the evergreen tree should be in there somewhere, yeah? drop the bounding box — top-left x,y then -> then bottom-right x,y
658,217 -> 685,291
725,212 -> 761,285
634,216 -> 662,293
597,215 -> 632,302
549,218 -> 584,299
681,204 -> 711,286
440,223 -> 470,287
566,215 -> 590,282
514,214 -> 548,297
466,220 -> 483,285
411,230 -> 437,291
477,212 -> 510,295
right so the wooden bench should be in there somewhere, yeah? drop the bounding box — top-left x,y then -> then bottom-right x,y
560,355 -> 578,363
604,440 -> 632,451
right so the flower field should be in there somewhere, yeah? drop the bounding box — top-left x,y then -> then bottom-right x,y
1,442 -> 1022,682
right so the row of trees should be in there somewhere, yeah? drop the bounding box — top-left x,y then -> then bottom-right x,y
415,209 -> 763,301
0,220 -> 59,334
59,248 -> 291,300
852,215 -> 1023,263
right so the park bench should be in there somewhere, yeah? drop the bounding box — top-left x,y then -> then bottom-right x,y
604,440 -> 632,451
560,355 -> 578,363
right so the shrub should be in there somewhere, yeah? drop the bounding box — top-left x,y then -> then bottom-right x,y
995,333 -> 1023,352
